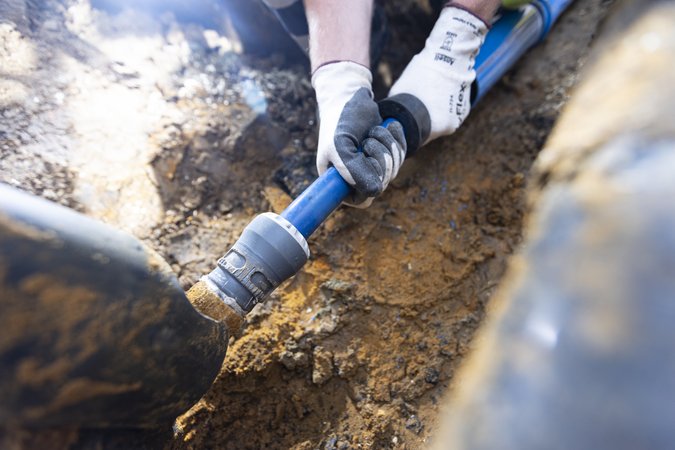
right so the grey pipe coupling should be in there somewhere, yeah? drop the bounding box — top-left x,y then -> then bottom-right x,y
203,212 -> 309,315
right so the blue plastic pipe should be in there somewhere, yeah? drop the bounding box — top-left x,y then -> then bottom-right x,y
282,0 -> 572,238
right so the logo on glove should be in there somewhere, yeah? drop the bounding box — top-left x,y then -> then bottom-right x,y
440,32 -> 457,52
434,53 -> 456,65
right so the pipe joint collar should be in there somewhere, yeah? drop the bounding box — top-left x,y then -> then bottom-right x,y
205,213 -> 309,314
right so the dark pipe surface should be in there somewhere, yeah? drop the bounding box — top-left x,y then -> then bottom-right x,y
0,184 -> 228,427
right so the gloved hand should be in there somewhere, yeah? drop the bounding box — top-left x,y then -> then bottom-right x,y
389,5 -> 488,144
313,61 -> 407,207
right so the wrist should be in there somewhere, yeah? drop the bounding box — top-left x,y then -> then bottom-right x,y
312,61 -> 373,108
305,0 -> 373,72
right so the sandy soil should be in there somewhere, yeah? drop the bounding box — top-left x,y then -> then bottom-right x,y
0,0 -> 612,448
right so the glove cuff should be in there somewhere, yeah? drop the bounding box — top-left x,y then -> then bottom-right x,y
311,60 -> 372,78
311,61 -> 373,102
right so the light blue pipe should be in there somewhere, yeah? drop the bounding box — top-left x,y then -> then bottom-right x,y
280,166 -> 352,239
473,0 -> 573,101
282,118 -> 396,236
282,0 -> 572,238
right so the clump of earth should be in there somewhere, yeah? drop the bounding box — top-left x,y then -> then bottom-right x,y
0,0 -> 612,448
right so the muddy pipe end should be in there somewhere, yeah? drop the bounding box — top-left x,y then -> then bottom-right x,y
187,280 -> 245,334
203,212 -> 309,315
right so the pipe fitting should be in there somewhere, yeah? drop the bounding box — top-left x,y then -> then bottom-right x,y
203,212 -> 309,315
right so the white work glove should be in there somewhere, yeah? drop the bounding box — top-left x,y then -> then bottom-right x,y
313,61 -> 407,208
389,5 -> 488,143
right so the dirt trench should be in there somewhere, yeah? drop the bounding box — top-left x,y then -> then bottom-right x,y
0,0 -> 612,448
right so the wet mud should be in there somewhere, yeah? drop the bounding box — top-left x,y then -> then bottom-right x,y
0,0 -> 612,448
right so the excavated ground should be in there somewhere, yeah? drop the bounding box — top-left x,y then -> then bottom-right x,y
0,0 -> 612,448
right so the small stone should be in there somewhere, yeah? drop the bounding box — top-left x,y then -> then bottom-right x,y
316,313 -> 339,335
321,279 -> 354,295
512,172 -> 526,187
323,435 -> 338,450
486,209 -> 505,226
372,382 -> 391,402
424,368 -> 440,385
279,352 -> 296,370
303,133 -> 318,150
334,346 -> 359,378
280,350 -> 309,371
405,415 -> 424,434
312,346 -> 334,385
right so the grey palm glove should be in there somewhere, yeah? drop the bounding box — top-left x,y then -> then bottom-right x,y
313,62 -> 407,207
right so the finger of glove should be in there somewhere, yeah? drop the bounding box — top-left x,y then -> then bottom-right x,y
386,121 -> 407,179
341,145 -> 385,198
317,87 -> 380,181
362,137 -> 394,190
341,152 -> 379,208
331,88 -> 384,198
367,123 -> 407,179
385,121 -> 407,153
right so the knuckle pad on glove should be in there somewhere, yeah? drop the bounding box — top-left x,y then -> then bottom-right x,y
345,155 -> 384,198
386,122 -> 407,151
367,125 -> 391,142
362,138 -> 390,176
368,124 -> 408,155
362,137 -> 386,157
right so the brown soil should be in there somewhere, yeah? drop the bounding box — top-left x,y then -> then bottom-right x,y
0,0 -> 612,448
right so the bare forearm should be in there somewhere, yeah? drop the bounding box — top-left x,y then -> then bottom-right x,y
305,0 -> 374,72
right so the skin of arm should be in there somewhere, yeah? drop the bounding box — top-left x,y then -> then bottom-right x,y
304,0 -> 501,73
305,0 -> 374,72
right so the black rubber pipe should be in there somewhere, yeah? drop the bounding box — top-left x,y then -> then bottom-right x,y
0,184 -> 228,428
